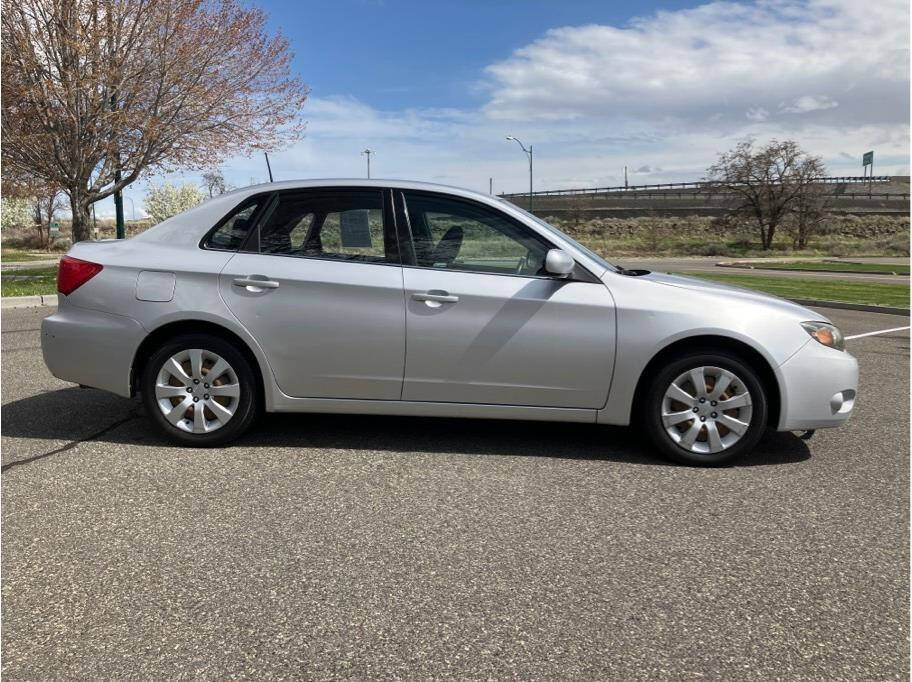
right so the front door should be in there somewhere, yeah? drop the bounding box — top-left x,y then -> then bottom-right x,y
398,191 -> 615,409
219,188 -> 406,400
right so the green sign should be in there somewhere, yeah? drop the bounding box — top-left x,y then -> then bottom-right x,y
50,222 -> 60,233
862,151 -> 873,166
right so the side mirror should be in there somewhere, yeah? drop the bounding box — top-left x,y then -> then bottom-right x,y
544,249 -> 574,278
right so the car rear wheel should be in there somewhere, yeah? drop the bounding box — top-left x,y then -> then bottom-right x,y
643,352 -> 768,466
141,334 -> 257,447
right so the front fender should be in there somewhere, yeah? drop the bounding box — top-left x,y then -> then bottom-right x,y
596,273 -> 810,426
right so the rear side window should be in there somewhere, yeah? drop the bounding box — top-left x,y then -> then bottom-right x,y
204,199 -> 262,251
251,190 -> 394,263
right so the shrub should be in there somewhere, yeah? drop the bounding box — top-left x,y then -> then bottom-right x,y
50,237 -> 72,252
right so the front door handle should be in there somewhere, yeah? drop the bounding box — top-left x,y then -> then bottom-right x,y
233,276 -> 280,290
412,290 -> 459,303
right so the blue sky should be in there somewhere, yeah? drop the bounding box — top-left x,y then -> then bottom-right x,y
111,0 -> 910,218
264,0 -> 698,111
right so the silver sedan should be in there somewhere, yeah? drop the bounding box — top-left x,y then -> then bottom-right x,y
41,180 -> 858,465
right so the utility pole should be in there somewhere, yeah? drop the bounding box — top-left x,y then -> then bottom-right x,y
624,166 -> 628,189
361,149 -> 374,178
489,177 -> 493,195
506,136 -> 533,211
264,152 -> 274,182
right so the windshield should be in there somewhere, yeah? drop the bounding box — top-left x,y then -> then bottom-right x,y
500,199 -> 620,273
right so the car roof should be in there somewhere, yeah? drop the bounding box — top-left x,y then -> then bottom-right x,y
217,178 -> 499,203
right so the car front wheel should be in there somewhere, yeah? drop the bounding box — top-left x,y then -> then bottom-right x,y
141,334 -> 258,447
643,352 -> 768,466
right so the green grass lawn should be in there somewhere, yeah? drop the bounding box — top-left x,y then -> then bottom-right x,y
727,260 -> 910,275
1,266 -> 58,297
1,249 -> 56,262
679,273 -> 910,309
2,260 -> 908,309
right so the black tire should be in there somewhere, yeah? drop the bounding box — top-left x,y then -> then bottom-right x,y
141,333 -> 258,447
642,351 -> 768,466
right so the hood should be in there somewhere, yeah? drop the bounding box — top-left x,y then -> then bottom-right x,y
637,271 -> 830,322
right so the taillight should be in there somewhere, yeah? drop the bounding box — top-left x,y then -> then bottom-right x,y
57,256 -> 103,295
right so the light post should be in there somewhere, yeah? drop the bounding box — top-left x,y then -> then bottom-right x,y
122,195 -> 136,221
361,148 -> 374,179
506,135 -> 533,211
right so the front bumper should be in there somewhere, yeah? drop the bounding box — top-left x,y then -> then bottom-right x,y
42,303 -> 146,397
777,339 -> 859,431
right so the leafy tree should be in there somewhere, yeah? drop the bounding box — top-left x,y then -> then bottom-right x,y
1,197 -> 35,231
144,182 -> 206,224
706,139 -> 826,249
2,0 -> 308,243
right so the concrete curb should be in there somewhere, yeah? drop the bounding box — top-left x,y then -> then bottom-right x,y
1,294 -> 59,309
790,298 -> 910,317
1,293 -> 907,316
716,262 -> 909,276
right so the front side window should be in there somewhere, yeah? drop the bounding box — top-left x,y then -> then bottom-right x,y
204,199 -> 262,250
402,192 -> 551,276
253,190 -> 391,263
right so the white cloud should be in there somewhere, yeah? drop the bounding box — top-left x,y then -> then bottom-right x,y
104,0 -> 909,216
780,95 -> 839,114
483,0 -> 908,129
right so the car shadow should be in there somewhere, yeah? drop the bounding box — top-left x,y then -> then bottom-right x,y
1,387 -> 811,468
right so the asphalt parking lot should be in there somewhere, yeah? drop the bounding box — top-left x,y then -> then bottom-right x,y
2,305 -> 908,679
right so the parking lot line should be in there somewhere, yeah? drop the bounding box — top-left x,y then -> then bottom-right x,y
844,325 -> 911,340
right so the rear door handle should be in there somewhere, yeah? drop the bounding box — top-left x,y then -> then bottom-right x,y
233,276 -> 280,290
412,290 -> 459,303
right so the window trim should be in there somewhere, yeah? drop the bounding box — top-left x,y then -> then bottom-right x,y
395,189 -> 599,283
237,186 -> 401,266
198,192 -> 275,252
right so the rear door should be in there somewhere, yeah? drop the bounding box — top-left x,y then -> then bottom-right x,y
396,190 -> 616,409
218,187 -> 406,400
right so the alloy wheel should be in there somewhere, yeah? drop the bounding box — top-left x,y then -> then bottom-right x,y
661,365 -> 753,454
154,348 -> 241,434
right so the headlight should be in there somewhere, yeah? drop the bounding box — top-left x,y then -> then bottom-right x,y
801,321 -> 845,351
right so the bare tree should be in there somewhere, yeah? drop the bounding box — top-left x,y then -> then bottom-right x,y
706,139 -> 826,249
786,183 -> 830,249
202,170 -> 228,198
1,168 -> 62,249
35,190 -> 66,250
2,0 -> 308,242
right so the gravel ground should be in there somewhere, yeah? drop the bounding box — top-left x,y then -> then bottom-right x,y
2,306 -> 908,680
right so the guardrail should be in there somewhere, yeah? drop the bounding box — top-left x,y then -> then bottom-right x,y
503,191 -> 908,202
500,176 -> 897,198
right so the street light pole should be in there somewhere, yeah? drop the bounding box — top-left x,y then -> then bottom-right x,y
123,195 -> 135,221
361,148 -> 374,179
110,95 -> 125,239
506,136 -> 533,211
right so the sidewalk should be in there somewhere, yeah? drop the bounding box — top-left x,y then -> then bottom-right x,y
0,258 -> 60,271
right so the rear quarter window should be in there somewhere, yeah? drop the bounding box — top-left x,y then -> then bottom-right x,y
203,199 -> 263,251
